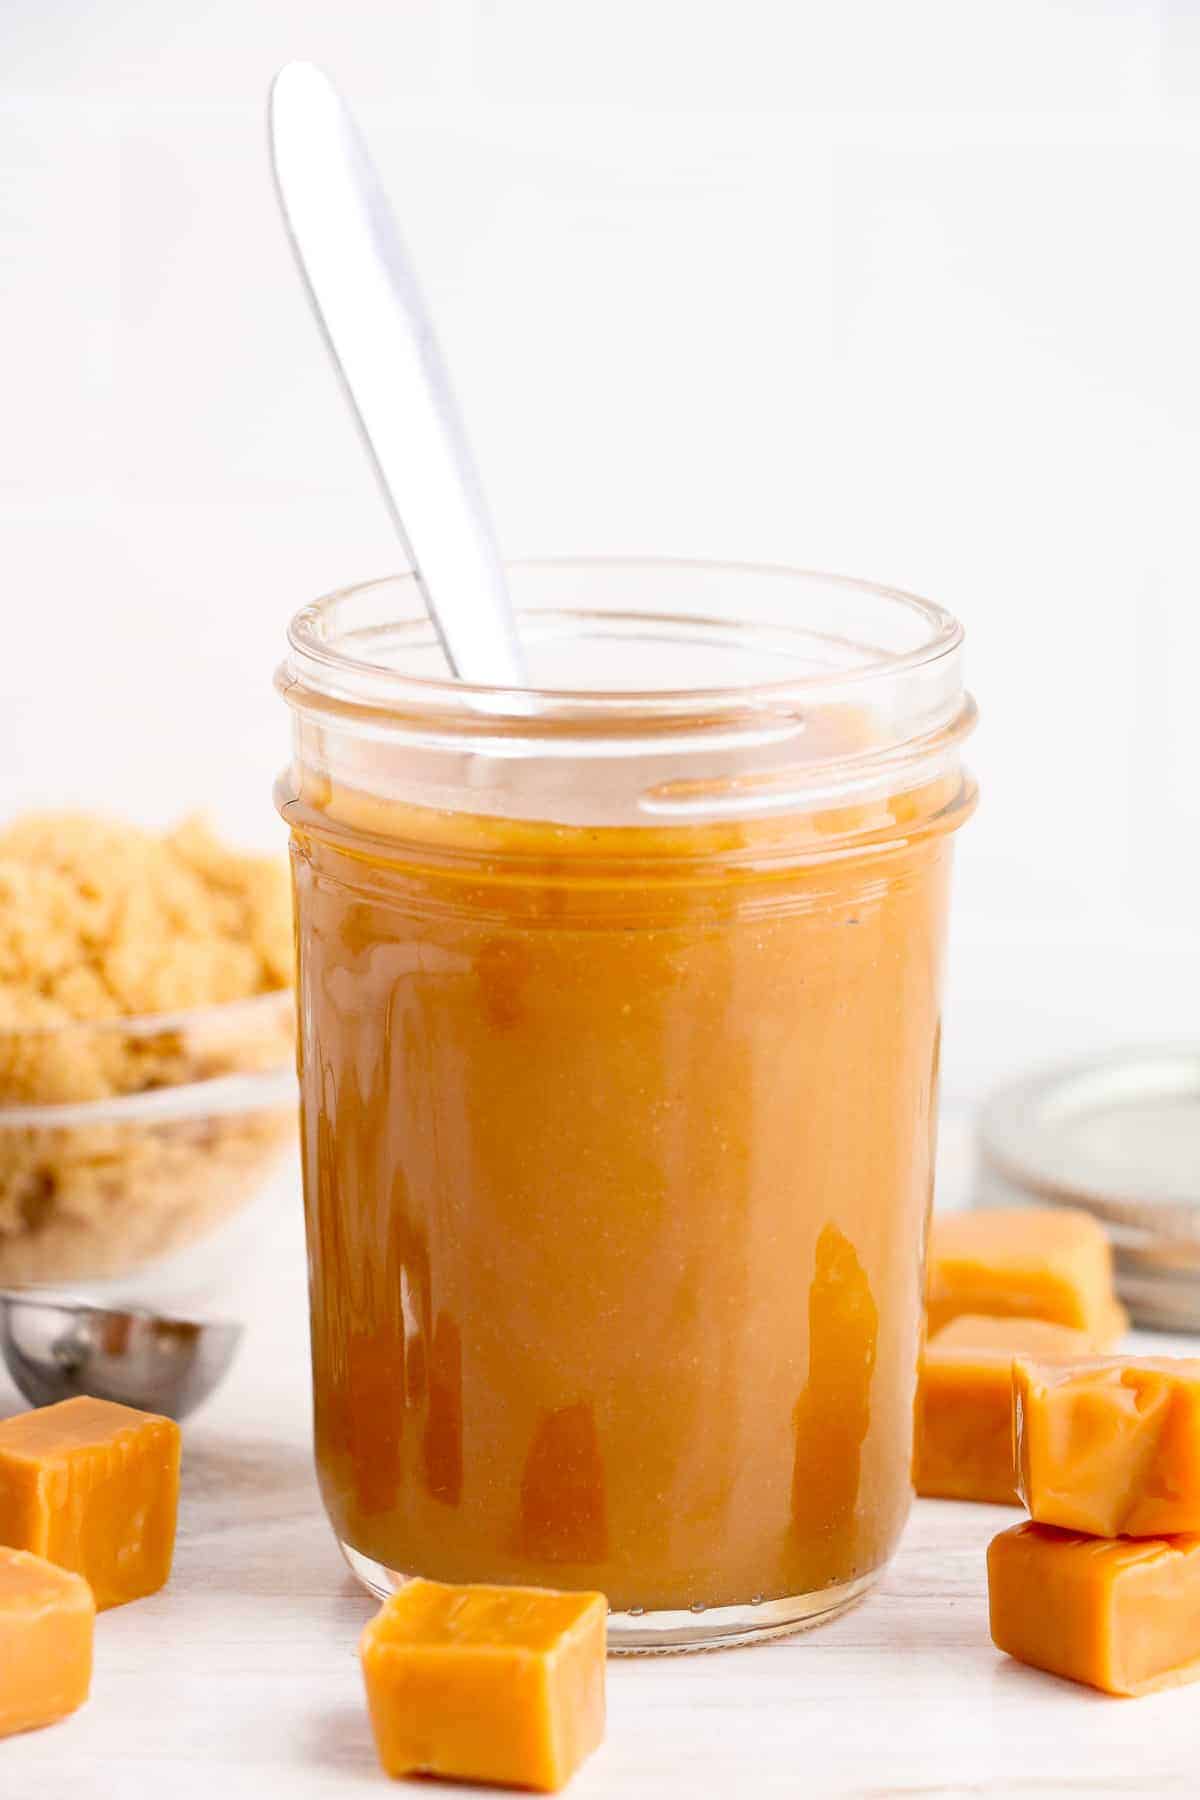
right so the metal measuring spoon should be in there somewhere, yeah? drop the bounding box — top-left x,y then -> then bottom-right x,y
0,1292 -> 242,1421
269,61 -> 528,689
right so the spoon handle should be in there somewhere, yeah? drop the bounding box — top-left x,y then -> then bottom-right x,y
269,62 -> 526,687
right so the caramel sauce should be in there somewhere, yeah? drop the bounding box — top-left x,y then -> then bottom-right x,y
288,775 -> 967,1612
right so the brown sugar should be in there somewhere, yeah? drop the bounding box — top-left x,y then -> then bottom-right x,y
0,813 -> 295,1282
0,812 -> 291,1070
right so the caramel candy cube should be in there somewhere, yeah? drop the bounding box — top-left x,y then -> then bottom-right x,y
915,1315 -> 1111,1504
989,1521 -> 1200,1696
0,1547 -> 94,1736
360,1579 -> 606,1792
926,1206 -> 1126,1338
0,1396 -> 181,1610
1015,1356 -> 1200,1537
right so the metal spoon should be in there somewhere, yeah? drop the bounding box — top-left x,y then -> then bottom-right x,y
0,1292 -> 242,1421
269,60 -> 528,688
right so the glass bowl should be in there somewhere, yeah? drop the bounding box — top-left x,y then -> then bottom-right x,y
0,991 -> 297,1307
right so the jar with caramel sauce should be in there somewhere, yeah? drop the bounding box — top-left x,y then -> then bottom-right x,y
276,561 -> 976,1650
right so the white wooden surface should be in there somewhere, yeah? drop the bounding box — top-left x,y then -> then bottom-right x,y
4,1135 -> 1198,1799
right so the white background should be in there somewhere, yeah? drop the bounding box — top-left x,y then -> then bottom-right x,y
2,0 -> 1197,1103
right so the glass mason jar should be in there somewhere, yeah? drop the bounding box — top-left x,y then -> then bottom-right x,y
276,560 -> 976,1652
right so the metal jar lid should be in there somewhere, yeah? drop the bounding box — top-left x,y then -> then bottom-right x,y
977,1049 -> 1200,1332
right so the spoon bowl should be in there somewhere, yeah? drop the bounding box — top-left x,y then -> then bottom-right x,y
0,1292 -> 242,1420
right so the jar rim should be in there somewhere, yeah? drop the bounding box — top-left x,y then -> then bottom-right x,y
281,557 -> 963,726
